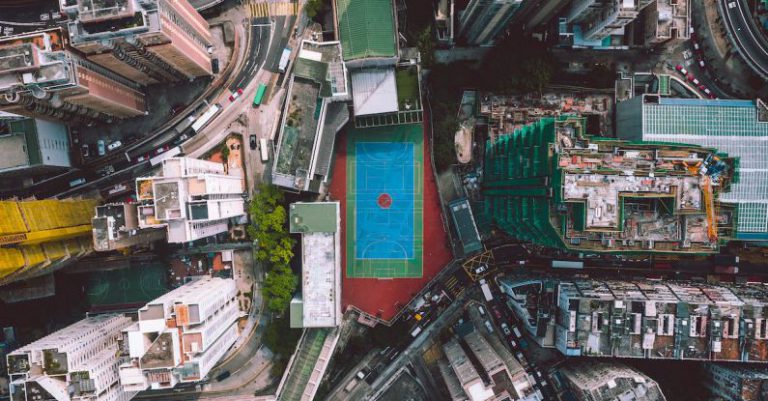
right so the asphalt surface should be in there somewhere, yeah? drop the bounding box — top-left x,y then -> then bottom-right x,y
720,0 -> 768,78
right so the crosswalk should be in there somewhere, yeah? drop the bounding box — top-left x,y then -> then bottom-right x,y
247,1 -> 298,17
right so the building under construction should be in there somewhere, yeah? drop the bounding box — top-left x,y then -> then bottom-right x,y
0,198 -> 98,290
499,276 -> 768,363
483,115 -> 733,254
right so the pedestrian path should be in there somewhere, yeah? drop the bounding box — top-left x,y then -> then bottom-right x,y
248,1 -> 298,17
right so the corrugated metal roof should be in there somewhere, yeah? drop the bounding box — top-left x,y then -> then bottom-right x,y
335,0 -> 396,60
350,68 -> 398,116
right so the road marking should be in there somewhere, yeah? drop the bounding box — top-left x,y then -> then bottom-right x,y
248,1 -> 297,17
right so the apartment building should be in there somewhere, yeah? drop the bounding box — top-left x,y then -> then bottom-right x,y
499,277 -> 768,362
458,0 -> 522,46
119,277 -> 239,390
555,360 -> 666,401
702,363 -> 768,401
0,29 -> 146,123
566,0 -> 654,44
92,203 -> 166,251
62,0 -> 213,84
6,314 -> 136,401
135,157 -> 245,243
0,114 -> 71,178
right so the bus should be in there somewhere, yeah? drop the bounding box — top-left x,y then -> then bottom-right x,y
253,84 -> 267,107
278,47 -> 291,73
551,260 -> 584,269
191,104 -> 221,133
150,146 -> 181,166
480,279 -> 493,302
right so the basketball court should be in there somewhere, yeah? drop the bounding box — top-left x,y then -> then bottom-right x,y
346,124 -> 424,278
86,264 -> 167,307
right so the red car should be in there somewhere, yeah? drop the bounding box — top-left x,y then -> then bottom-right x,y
698,84 -> 707,91
228,88 -> 244,101
675,64 -> 688,75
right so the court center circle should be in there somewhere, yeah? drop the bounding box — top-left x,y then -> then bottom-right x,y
377,193 -> 393,209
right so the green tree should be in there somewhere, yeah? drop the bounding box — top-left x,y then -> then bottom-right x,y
305,0 -> 324,19
263,264 -> 297,313
417,26 -> 436,68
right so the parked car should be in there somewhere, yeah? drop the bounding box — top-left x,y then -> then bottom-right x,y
97,139 -> 106,156
501,322 -> 512,336
69,177 -> 86,187
135,153 -> 150,163
675,64 -> 688,75
81,144 -> 90,158
692,41 -> 700,52
703,88 -> 712,96
107,140 -> 122,151
250,135 -> 257,150
155,145 -> 170,155
491,304 -> 503,320
477,305 -> 486,316
698,58 -> 706,68
229,88 -> 244,101
512,325 -> 523,338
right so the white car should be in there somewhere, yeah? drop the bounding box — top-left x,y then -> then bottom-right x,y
728,2 -> 736,9
501,323 -> 512,336
107,140 -> 122,151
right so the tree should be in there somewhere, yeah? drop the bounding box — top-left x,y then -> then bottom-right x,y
305,0 -> 324,20
263,264 -> 297,313
417,26 -> 436,68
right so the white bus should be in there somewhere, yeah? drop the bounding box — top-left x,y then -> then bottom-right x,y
150,146 -> 181,166
278,47 -> 292,73
259,138 -> 269,162
191,104 -> 221,133
480,279 -> 493,302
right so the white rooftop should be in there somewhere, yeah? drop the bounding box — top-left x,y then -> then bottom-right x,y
350,67 -> 398,116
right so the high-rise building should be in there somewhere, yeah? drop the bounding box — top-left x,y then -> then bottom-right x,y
641,0 -> 690,47
458,0 -> 522,46
92,203 -> 166,251
0,114 -> 71,178
119,277 -> 239,390
0,198 -> 98,287
483,115 -> 733,254
288,202 -> 342,329
499,277 -> 768,362
443,337 -> 495,401
61,0 -> 213,84
6,313 -> 136,401
617,95 -> 768,241
0,29 -> 146,123
135,157 -> 245,243
702,363 -> 768,401
509,0 -> 570,33
566,0 -> 654,43
555,360 -> 666,401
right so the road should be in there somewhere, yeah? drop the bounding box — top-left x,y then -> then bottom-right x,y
720,0 -> 768,79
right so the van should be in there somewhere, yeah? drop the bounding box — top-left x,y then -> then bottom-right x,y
69,177 -> 86,187
477,305 -> 486,316
512,326 -> 522,338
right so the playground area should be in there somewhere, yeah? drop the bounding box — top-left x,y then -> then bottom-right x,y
86,264 -> 167,310
346,124 -> 424,278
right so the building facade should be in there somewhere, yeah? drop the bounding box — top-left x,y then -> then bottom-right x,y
7,314 -> 136,401
119,277 -> 239,390
565,0 -> 654,44
555,360 -> 666,401
617,95 -> 768,241
135,157 -> 245,243
62,0 -> 213,84
483,115 -> 732,254
499,277 -> 768,362
702,363 -> 768,401
509,0 -> 570,33
0,29 -> 146,123
458,0 -> 522,46
0,114 -> 71,177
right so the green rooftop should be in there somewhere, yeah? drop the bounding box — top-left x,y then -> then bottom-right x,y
289,202 -> 339,233
335,0 -> 396,61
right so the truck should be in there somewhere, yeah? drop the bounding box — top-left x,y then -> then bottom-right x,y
480,278 -> 493,302
278,47 -> 292,73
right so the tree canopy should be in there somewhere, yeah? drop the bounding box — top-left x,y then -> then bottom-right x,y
248,183 -> 298,313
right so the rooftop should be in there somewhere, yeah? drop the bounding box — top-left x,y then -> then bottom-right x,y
617,96 -> 768,239
350,68 -> 398,116
289,202 -> 339,233
290,202 -> 341,328
558,360 -> 666,401
650,0 -> 689,42
335,0 -> 397,61
485,115 -> 732,253
296,40 -> 348,98
448,198 -> 483,256
274,78 -> 322,177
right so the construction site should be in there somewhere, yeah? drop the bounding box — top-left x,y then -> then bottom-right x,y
483,115 -> 733,254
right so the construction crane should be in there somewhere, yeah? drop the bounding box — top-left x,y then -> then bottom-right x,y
702,176 -> 717,242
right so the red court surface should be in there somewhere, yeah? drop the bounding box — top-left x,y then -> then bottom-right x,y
328,117 -> 452,323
